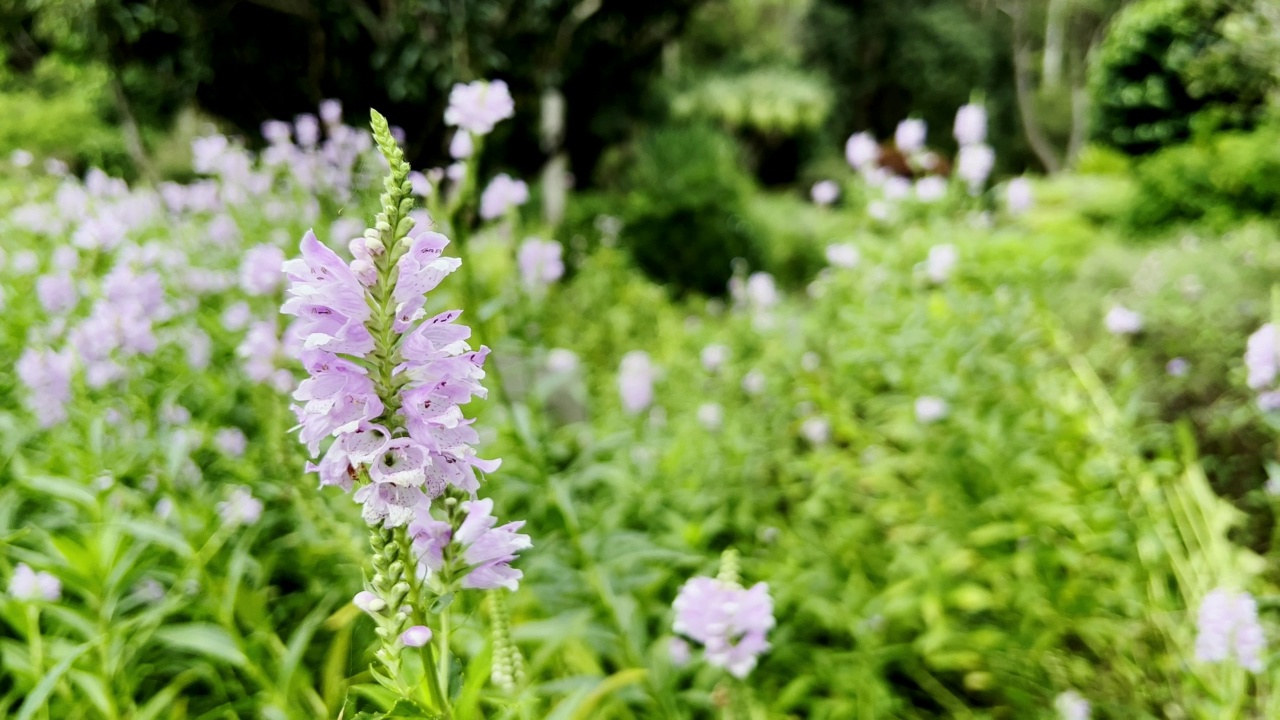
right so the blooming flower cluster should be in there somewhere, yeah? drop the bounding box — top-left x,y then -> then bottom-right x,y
281,107 -> 528,616
516,237 -> 565,291
619,351 -> 657,414
1194,588 -> 1266,672
672,572 -> 775,678
1245,323 -> 1280,411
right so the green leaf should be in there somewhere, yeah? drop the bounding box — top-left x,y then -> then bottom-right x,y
152,623 -> 247,667
16,642 -> 93,720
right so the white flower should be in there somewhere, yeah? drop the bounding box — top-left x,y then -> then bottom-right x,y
825,243 -> 860,269
1246,323 -> 1279,389
701,344 -> 730,373
845,132 -> 880,170
1054,690 -> 1091,720
479,174 -> 529,220
742,370 -> 766,395
619,351 -> 656,414
895,119 -> 927,154
883,176 -> 912,201
800,416 -> 830,445
9,563 -> 61,602
924,244 -> 958,284
1195,588 -> 1266,672
1104,306 -> 1143,336
811,180 -> 840,206
546,348 -> 579,374
444,79 -> 515,136
915,396 -> 949,424
697,403 -> 724,431
217,486 -> 263,527
956,144 -> 995,194
449,130 -> 473,159
1005,177 -> 1033,215
953,103 -> 987,147
914,176 -> 948,203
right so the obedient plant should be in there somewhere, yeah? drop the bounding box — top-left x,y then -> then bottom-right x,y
281,108 -> 528,715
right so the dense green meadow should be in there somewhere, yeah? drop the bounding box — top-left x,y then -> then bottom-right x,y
4,0 -> 1280,718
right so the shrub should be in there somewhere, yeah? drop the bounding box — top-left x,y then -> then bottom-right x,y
614,123 -> 766,295
1060,223 -> 1280,550
1090,0 -> 1278,155
1125,126 -> 1280,230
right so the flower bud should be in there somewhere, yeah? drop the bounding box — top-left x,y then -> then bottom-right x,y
401,625 -> 433,647
353,590 -> 386,614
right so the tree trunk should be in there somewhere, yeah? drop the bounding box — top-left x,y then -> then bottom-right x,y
1010,5 -> 1062,173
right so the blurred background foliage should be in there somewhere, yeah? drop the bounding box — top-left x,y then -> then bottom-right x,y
7,0 -> 1280,714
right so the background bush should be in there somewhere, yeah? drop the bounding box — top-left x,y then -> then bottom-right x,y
1123,125 -> 1280,230
1090,0 -> 1279,155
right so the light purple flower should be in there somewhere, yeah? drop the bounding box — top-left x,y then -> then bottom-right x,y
10,149 -> 33,168
353,590 -> 386,613
401,625 -> 433,647
410,498 -> 531,591
1195,588 -> 1266,672
16,347 -> 75,427
845,132 -> 879,170
811,180 -> 839,207
320,99 -> 343,126
240,244 -> 287,295
517,238 -> 564,290
262,120 -> 292,145
292,350 -> 385,455
619,351 -> 656,414
281,230 -> 374,355
953,103 -> 987,147
216,486 -> 263,527
1104,306 -> 1143,336
9,563 -> 61,602
450,131 -> 473,160
445,80 -> 515,136
454,498 -> 531,590
295,114 -> 321,147
1166,357 -> 1190,377
669,637 -> 692,666
894,119 -> 927,154
1054,691 -> 1091,720
1246,323 -> 1278,389
37,273 -> 77,314
214,428 -> 248,457
673,577 -> 775,679
479,174 -> 529,220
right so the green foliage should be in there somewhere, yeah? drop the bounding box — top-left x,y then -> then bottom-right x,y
0,57 -> 127,172
1090,0 -> 1279,155
1061,223 -> 1280,551
670,68 -> 832,136
612,123 -> 765,295
1125,125 -> 1280,230
804,0 -> 1031,168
